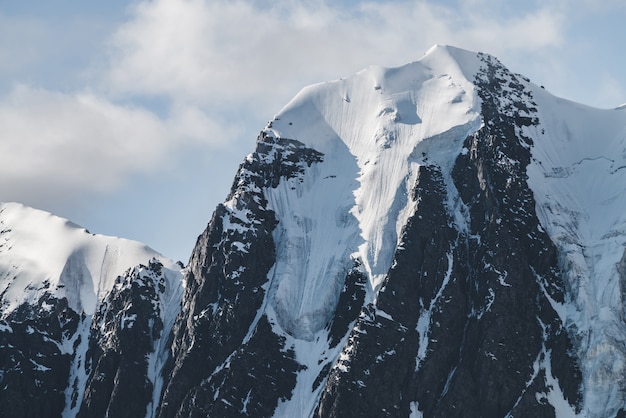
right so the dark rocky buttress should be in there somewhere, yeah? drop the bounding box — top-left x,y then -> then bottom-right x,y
77,259 -> 170,418
0,292 -> 80,418
0,260 -> 176,418
157,134 -> 322,417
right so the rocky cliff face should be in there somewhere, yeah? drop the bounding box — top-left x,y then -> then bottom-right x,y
0,258 -> 181,418
157,135 -> 321,417
0,293 -> 80,417
2,45 -> 626,417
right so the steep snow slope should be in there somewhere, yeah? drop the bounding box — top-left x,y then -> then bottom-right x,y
526,92 -> 626,417
263,45 -> 482,340
0,201 -> 180,316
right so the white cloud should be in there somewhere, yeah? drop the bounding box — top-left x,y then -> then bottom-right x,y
167,102 -> 243,144
1,0 -> 624,261
104,0 -> 566,113
0,84 -> 223,206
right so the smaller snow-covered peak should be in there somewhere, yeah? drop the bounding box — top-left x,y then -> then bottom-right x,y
0,202 -> 181,316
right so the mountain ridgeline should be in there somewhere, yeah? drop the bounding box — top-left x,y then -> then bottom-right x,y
2,45 -> 626,417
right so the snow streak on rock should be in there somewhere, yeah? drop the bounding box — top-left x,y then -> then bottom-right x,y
77,259 -> 180,417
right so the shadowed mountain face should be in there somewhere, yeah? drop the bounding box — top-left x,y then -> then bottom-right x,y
3,46 -> 626,417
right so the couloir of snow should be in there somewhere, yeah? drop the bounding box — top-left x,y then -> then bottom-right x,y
0,201 -> 181,316
526,89 -> 626,417
263,44 -> 482,341
147,264 -> 185,418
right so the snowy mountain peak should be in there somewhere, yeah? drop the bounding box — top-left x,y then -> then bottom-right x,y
0,202 -> 181,316
5,45 -> 626,417
260,46 -> 482,340
266,44 -> 483,149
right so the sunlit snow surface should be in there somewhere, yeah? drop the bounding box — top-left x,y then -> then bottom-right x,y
0,201 -> 180,316
526,90 -> 626,417
263,45 -> 481,341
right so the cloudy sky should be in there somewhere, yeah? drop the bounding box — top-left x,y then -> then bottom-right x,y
1,0 -> 625,262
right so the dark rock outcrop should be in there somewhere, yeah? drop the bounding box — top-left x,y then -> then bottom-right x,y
157,134 -> 323,417
0,293 -> 79,417
77,259 -> 169,418
313,53 -> 583,418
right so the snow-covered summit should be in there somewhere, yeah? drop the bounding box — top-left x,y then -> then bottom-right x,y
266,43 -> 482,148
0,202 -> 181,316
259,44 -> 483,340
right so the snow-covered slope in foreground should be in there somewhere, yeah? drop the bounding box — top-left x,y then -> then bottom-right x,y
0,201 -> 180,316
